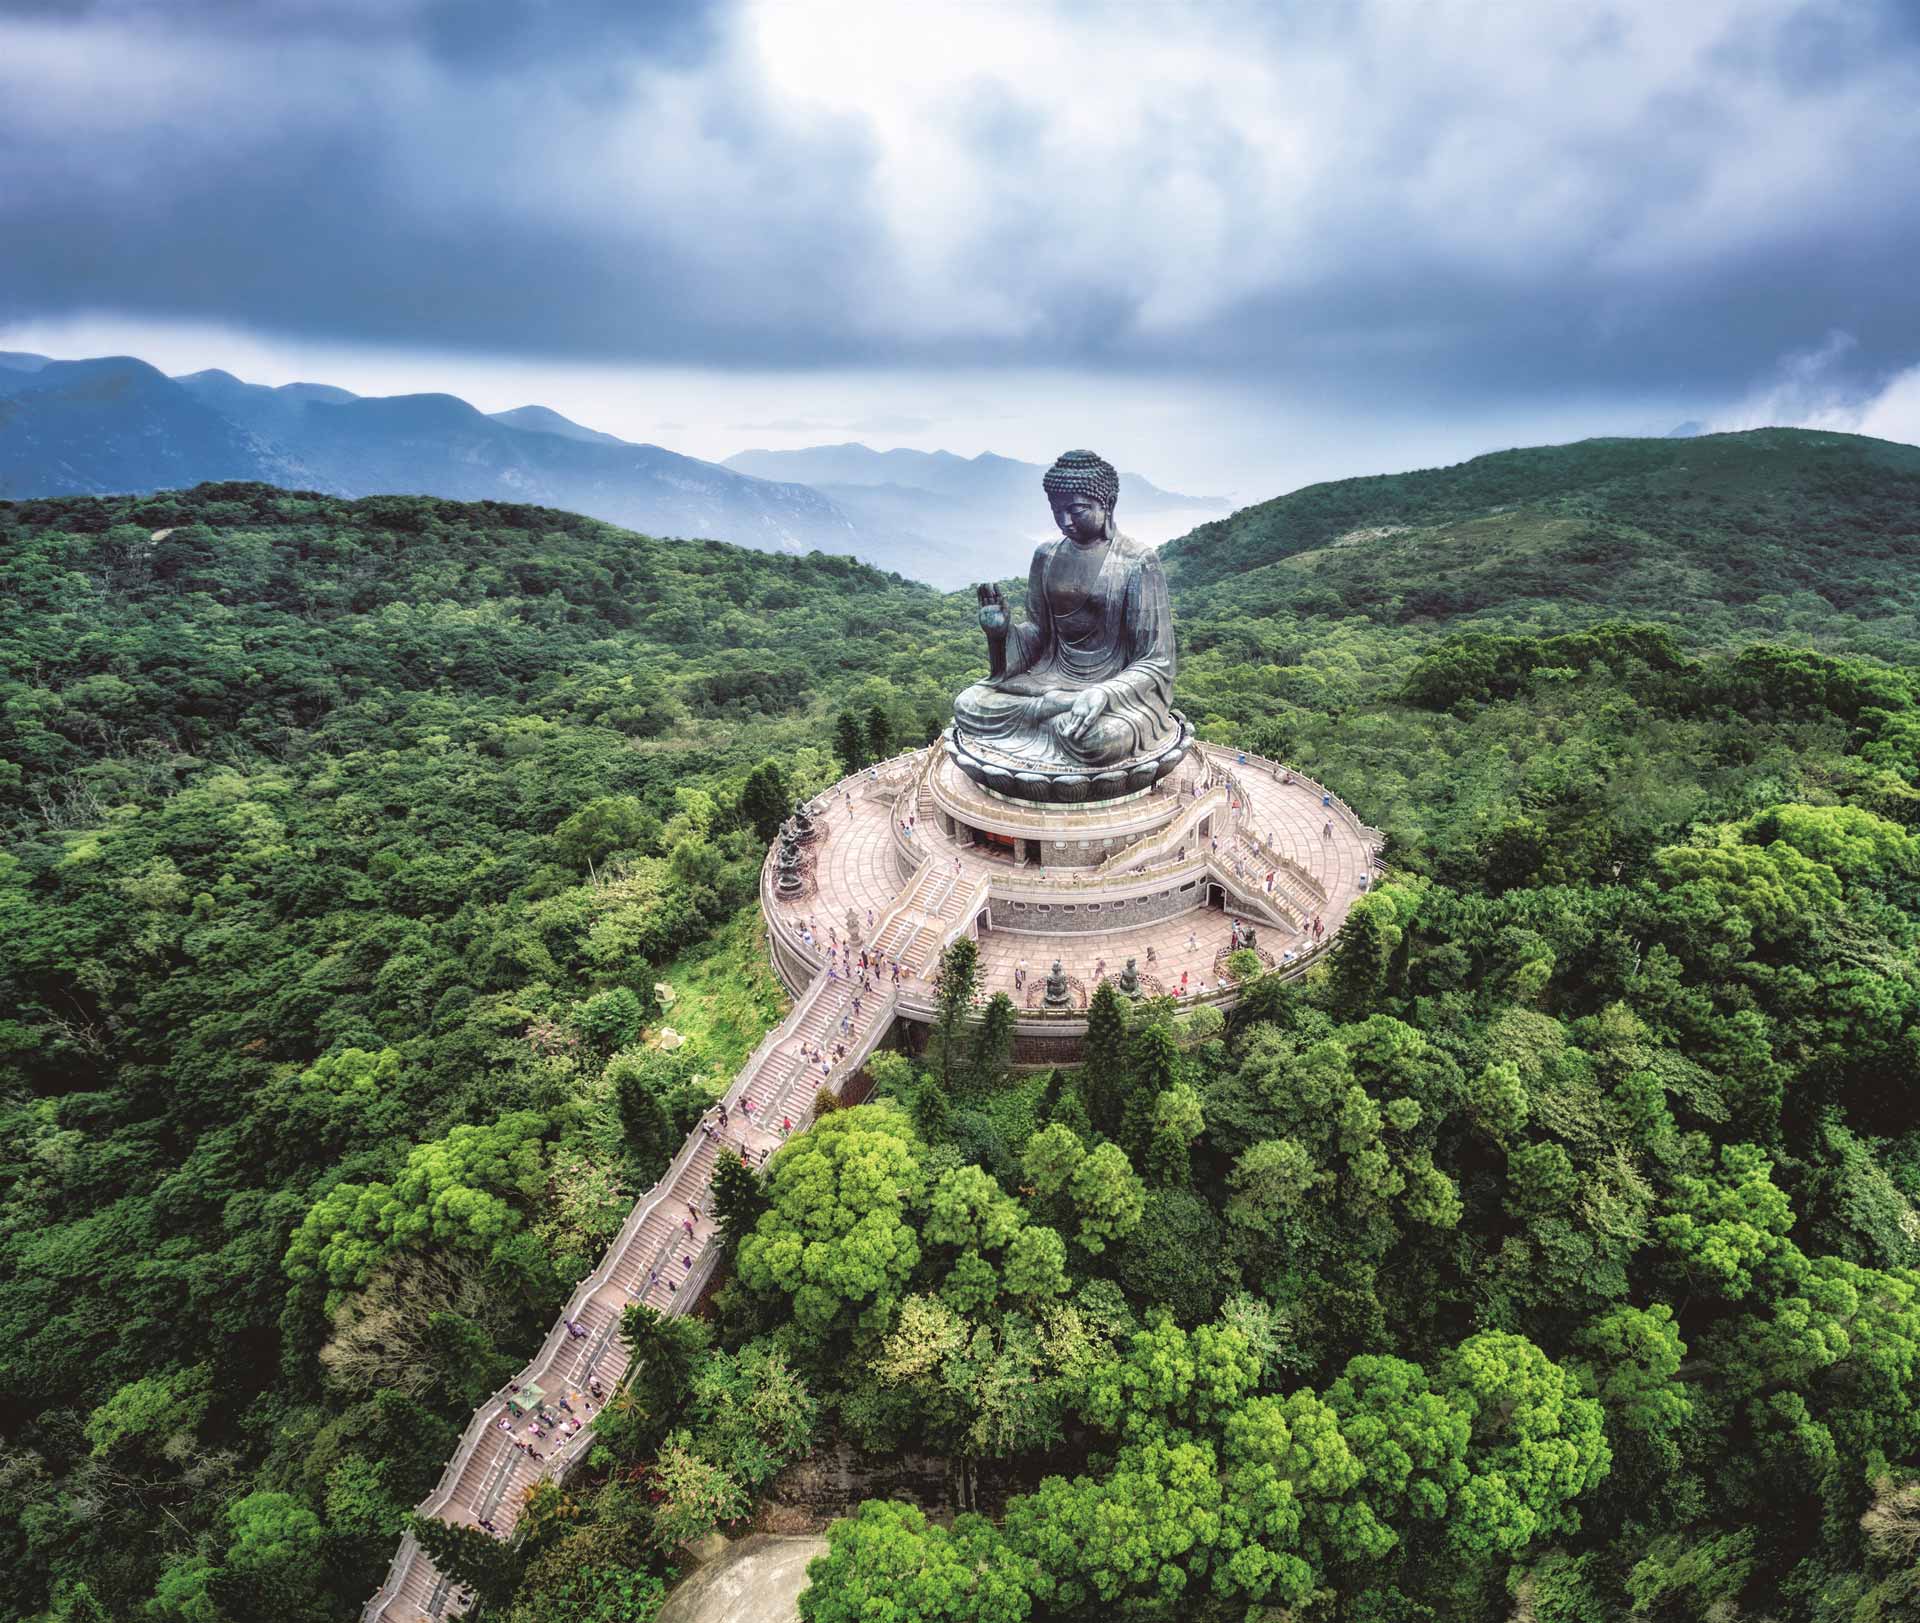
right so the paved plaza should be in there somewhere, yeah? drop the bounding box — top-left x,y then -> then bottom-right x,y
782,741 -> 1379,1007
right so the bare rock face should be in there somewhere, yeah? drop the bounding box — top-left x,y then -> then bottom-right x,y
654,1533 -> 828,1623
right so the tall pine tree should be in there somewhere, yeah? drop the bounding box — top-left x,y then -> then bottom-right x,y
614,1065 -> 675,1173
410,1515 -> 522,1612
1124,1020 -> 1184,1159
710,1150 -> 769,1257
865,703 -> 895,761
740,760 -> 791,842
931,936 -> 980,1085
970,991 -> 1017,1089
833,711 -> 867,772
615,1305 -> 710,1456
1082,980 -> 1133,1141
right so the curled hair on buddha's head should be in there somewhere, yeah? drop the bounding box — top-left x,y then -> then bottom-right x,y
1042,449 -> 1119,511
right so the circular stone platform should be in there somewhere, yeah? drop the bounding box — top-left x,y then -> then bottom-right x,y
761,742 -> 1383,1065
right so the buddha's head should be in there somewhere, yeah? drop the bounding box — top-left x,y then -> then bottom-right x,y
1043,449 -> 1119,546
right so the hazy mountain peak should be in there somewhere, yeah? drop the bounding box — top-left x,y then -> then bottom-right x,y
488,404 -> 628,446
5,349 -> 870,560
279,381 -> 358,404
0,351 -> 54,372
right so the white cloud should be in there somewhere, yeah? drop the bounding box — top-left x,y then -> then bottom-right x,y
1712,330 -> 1920,446
1856,366 -> 1920,446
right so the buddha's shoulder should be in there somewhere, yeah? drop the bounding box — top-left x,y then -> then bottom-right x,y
1111,532 -> 1161,571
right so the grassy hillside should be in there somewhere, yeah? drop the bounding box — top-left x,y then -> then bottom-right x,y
3,461 -> 1919,1623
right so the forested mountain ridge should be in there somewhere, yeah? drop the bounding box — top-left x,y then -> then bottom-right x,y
1166,429 -> 1920,658
3,460 -> 1920,1623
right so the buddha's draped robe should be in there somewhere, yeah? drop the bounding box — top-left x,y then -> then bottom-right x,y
952,531 -> 1177,771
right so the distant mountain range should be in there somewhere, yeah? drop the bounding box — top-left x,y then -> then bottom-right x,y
0,351 -> 1223,586
724,443 -> 1227,582
0,352 -> 859,560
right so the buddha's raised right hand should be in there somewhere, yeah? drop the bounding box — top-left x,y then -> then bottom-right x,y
976,582 -> 1009,637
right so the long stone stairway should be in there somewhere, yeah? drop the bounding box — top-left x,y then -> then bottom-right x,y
359,962 -> 899,1622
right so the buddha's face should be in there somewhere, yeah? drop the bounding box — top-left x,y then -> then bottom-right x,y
1052,493 -> 1111,545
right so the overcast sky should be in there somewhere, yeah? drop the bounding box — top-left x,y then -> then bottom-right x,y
4,0 -> 1920,500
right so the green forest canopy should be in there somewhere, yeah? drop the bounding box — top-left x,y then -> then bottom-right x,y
0,426 -> 1917,1621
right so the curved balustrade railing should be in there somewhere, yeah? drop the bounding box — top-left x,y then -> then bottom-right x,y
891,928 -> 1340,1025
768,747 -> 1373,951
1090,784 -> 1227,876
878,743 -> 942,872
1207,745 -> 1385,849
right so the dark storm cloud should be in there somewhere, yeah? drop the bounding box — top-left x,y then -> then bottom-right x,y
3,0 -> 1920,401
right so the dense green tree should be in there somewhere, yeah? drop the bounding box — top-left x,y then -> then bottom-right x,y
1654,1143 -> 1798,1301
410,1513 -> 523,1613
682,1339 -> 818,1489
1437,1331 -> 1611,1558
1572,1303 -> 1693,1471
1082,980 -> 1133,1140
553,795 -> 657,871
833,712 -> 867,772
865,703 -> 895,762
1226,1138 -> 1319,1234
709,1149 -> 769,1255
740,760 -> 792,842
924,1164 -> 1023,1253
282,1109 -> 549,1301
799,1500 -> 1033,1623
1002,1225 -> 1071,1304
573,986 -> 649,1053
1068,1141 -> 1148,1256
645,1432 -> 751,1550
734,1105 -> 926,1343
930,936 -> 980,1085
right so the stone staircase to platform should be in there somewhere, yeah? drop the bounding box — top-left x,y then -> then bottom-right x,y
866,860 -> 983,978
359,963 -> 899,1623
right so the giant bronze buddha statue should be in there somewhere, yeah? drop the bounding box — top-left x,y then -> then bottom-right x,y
949,449 -> 1190,803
